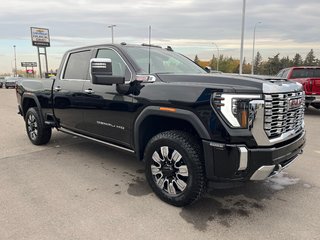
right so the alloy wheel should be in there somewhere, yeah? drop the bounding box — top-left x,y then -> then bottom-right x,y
27,114 -> 38,141
151,146 -> 189,196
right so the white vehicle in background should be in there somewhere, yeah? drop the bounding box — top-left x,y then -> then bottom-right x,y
4,77 -> 22,89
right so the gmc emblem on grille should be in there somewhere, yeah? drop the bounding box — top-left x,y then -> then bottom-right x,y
288,98 -> 302,109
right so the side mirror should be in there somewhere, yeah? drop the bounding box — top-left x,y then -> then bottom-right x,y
90,58 -> 125,85
204,66 -> 211,73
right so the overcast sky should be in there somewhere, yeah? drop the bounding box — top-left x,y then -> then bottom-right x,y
0,0 -> 319,74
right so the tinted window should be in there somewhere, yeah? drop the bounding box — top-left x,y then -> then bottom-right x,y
96,49 -> 131,81
282,69 -> 290,79
291,68 -> 320,79
124,46 -> 205,74
63,50 -> 91,79
276,70 -> 284,77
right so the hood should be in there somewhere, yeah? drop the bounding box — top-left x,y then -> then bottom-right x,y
156,73 -> 303,94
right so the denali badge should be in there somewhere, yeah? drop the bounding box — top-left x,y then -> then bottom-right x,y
288,98 -> 302,109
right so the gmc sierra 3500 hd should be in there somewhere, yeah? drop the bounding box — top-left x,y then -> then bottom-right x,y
16,43 -> 306,206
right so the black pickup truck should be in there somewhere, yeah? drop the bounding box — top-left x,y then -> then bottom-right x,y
16,43 -> 306,206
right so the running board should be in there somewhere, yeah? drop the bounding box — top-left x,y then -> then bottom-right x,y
59,127 -> 135,153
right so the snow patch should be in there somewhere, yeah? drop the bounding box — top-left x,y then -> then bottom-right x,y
303,183 -> 312,189
264,172 -> 300,191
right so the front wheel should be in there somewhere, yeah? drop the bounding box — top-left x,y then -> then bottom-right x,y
144,130 -> 206,207
25,107 -> 52,145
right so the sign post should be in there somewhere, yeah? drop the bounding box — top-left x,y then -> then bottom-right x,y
30,27 -> 50,78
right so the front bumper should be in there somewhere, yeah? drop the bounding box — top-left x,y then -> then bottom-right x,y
306,94 -> 320,104
203,130 -> 306,185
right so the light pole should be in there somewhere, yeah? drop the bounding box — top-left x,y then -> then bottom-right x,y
251,22 -> 261,75
108,25 -> 116,43
239,0 -> 246,74
13,45 -> 17,77
212,42 -> 220,71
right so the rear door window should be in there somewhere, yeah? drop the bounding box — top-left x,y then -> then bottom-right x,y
63,50 -> 92,80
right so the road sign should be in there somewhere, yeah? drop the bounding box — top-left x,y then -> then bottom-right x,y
21,62 -> 37,67
30,27 -> 50,47
26,69 -> 34,74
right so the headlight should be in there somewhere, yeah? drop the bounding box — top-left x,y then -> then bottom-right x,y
212,93 -> 262,128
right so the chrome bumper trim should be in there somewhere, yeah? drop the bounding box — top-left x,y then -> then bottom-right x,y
238,147 -> 248,171
250,165 -> 276,181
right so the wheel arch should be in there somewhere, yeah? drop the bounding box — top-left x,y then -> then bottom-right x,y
21,93 -> 44,123
134,106 -> 210,160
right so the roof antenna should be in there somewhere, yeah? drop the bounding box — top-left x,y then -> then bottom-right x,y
148,25 -> 151,74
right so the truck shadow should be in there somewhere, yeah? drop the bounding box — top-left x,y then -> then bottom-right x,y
180,171 -> 304,231
179,184 -> 272,231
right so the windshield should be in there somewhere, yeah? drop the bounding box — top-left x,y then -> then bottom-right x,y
124,46 -> 206,74
291,68 -> 320,79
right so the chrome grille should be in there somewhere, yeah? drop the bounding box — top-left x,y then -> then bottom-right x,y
264,92 -> 304,138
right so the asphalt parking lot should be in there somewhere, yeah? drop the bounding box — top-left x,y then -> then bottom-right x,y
0,89 -> 319,240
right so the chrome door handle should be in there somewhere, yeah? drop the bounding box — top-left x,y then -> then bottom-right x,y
84,89 -> 95,94
54,86 -> 61,91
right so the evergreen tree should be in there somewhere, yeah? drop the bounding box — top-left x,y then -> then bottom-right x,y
266,53 -> 281,75
280,56 -> 292,69
292,53 -> 303,66
304,49 -> 316,66
254,51 -> 262,74
210,54 -> 217,70
194,55 -> 199,64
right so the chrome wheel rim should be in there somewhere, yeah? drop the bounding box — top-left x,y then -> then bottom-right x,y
27,114 -> 38,141
151,146 -> 189,196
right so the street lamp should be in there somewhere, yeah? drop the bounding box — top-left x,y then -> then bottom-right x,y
251,22 -> 262,75
13,45 -> 17,77
212,42 -> 220,71
108,25 -> 116,43
239,0 -> 246,74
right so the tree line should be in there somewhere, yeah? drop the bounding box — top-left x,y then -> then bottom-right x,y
195,49 -> 319,75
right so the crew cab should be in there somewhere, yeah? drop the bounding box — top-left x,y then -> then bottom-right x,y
16,43 -> 306,206
277,66 -> 320,109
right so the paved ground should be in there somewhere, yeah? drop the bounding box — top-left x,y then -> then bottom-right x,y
0,89 -> 319,240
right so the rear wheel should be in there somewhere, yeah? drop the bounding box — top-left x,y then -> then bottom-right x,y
144,130 -> 206,207
25,107 -> 52,145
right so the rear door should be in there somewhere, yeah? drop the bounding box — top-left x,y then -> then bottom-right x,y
53,49 -> 93,132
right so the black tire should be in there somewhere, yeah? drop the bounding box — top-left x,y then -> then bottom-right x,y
144,130 -> 206,207
25,107 -> 52,145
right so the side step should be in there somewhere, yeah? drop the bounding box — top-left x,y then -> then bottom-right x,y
59,127 -> 135,154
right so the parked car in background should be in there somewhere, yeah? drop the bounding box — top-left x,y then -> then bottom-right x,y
4,77 -> 21,89
0,76 -> 5,88
277,66 -> 320,109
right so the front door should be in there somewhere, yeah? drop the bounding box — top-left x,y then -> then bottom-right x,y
82,48 -> 134,148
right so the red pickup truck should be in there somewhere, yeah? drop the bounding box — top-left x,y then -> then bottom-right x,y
277,66 -> 320,109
